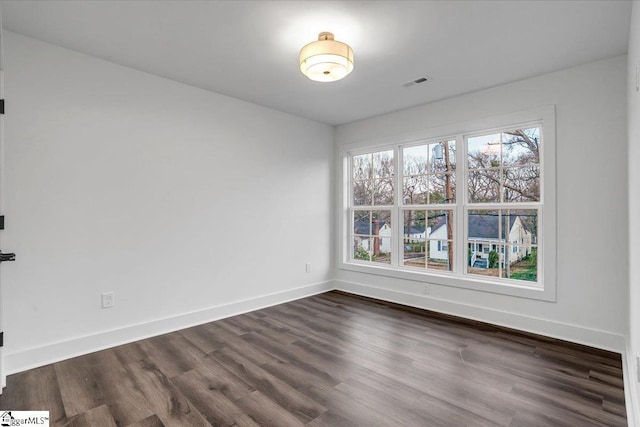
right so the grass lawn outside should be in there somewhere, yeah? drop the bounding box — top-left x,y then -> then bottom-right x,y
509,248 -> 537,282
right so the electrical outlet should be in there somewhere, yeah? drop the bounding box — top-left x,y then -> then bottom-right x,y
305,263 -> 312,273
102,292 -> 114,309
422,284 -> 430,294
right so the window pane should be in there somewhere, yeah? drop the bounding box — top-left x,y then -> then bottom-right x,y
430,140 -> 456,173
468,210 -> 499,241
427,210 -> 453,240
372,238 -> 392,264
353,211 -> 370,235
404,239 -> 426,268
428,241 -> 453,271
426,210 -> 454,272
403,176 -> 428,205
502,209 -> 538,245
430,173 -> 456,204
502,246 -> 537,282
373,179 -> 394,205
353,150 -> 395,207
404,210 -> 426,242
353,210 -> 391,264
504,166 -> 540,202
372,210 -> 391,265
353,180 -> 372,206
373,150 -> 394,178
353,238 -> 371,261
467,169 -> 500,203
403,145 -> 427,176
468,133 -> 500,169
372,210 -> 391,228
353,154 -> 372,180
372,209 -> 391,259
403,209 -> 426,269
467,242 -> 500,277
502,127 -> 540,166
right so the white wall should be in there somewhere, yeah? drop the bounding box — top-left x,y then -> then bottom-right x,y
628,1 -> 640,424
335,55 -> 628,351
0,31 -> 334,374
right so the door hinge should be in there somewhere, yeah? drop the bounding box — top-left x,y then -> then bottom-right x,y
0,253 -> 15,263
0,332 -> 4,347
0,216 -> 16,262
0,99 -> 4,115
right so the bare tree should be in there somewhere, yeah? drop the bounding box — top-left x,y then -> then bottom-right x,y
353,152 -> 394,206
467,129 -> 540,203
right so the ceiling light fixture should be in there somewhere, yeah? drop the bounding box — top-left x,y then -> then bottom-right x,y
299,32 -> 353,82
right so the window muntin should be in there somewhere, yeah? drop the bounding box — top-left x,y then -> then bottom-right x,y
346,121 -> 545,290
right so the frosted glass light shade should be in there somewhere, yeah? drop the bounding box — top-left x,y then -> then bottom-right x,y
299,32 -> 354,82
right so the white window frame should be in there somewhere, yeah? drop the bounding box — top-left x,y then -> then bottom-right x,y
338,106 -> 556,301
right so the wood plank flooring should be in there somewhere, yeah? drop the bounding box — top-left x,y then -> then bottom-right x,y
0,291 -> 628,426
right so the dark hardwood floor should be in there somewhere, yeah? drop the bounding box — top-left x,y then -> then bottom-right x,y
0,291 -> 628,426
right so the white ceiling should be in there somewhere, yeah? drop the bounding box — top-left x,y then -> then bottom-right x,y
0,0 -> 632,125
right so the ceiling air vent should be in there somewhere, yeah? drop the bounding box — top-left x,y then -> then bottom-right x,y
402,75 -> 431,88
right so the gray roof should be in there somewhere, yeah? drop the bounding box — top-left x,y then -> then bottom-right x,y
354,220 -> 388,235
471,214 -> 509,239
432,214 -> 525,240
404,226 -> 425,234
354,221 -> 371,235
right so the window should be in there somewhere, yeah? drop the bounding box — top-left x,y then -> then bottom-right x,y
402,140 -> 456,272
342,107 -> 556,300
466,127 -> 540,282
351,150 -> 393,264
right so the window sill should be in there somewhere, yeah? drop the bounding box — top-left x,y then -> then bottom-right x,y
340,261 -> 555,302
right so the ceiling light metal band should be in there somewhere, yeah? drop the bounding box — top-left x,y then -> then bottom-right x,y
299,32 -> 353,82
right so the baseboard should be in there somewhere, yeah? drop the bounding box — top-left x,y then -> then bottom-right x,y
2,280 -> 336,381
625,341 -> 640,427
334,279 -> 626,353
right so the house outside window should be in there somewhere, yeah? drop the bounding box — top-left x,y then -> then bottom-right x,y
342,107 -> 556,301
